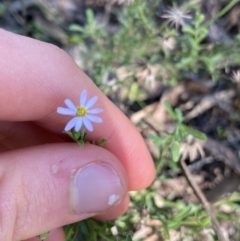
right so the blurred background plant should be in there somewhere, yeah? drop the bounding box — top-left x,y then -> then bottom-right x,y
2,0 -> 240,240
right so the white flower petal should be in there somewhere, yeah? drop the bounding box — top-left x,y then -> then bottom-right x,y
83,118 -> 93,131
64,117 -> 78,131
57,107 -> 76,116
87,108 -> 103,114
58,90 -> 104,132
75,118 -> 83,132
64,99 -> 77,111
86,115 -> 102,123
85,96 -> 98,109
80,90 -> 87,106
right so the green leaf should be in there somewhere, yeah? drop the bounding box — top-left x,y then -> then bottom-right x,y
168,220 -> 181,229
182,25 -> 195,35
163,100 -> 177,120
73,131 -> 81,140
147,134 -> 160,142
86,8 -> 95,33
196,28 -> 208,42
126,234 -> 133,241
66,131 -> 74,139
175,108 -> 183,123
173,205 -> 192,221
148,134 -> 171,146
38,231 -> 50,240
79,220 -> 90,235
69,24 -> 85,32
174,126 -> 184,143
162,222 -> 170,239
195,13 -> 205,26
78,139 -> 85,147
182,125 -> 207,141
171,141 -> 180,162
98,139 -> 108,147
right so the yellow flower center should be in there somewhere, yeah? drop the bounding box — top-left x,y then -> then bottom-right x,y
76,106 -> 87,117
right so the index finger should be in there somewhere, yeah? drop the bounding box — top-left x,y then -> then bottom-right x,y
0,29 -> 155,190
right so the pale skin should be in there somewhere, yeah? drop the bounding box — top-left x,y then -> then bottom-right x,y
0,29 -> 155,241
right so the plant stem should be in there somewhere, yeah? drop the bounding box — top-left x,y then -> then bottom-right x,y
205,0 -> 240,27
180,158 -> 228,241
137,1 -> 153,35
156,155 -> 166,174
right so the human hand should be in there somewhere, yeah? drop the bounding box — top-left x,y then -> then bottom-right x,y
0,29 -> 155,241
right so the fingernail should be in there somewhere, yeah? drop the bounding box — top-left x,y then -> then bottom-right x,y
71,163 -> 124,214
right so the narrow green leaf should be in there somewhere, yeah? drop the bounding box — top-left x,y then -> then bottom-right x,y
98,139 -> 108,147
126,234 -> 133,241
182,25 -> 195,35
171,141 -> 180,162
38,231 -> 50,240
66,131 -> 73,139
182,125 -> 207,141
163,100 -> 177,120
175,108 -> 183,123
86,8 -> 95,32
78,140 -> 85,147
175,126 -> 184,143
162,222 -> 170,239
173,206 -> 192,221
69,24 -> 85,32
147,134 -> 159,142
168,221 -> 181,229
195,13 -> 205,25
86,9 -> 94,24
148,134 -> 171,146
79,220 -> 90,235
73,131 -> 81,140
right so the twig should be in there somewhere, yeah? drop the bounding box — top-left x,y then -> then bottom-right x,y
180,158 -> 228,241
205,0 -> 240,27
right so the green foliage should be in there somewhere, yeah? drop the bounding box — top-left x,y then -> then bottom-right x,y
66,0 -> 240,90
62,99 -> 240,241
66,129 -> 107,147
23,0 -> 240,240
68,1 -> 160,87
149,100 -> 206,172
62,0 -> 240,239
64,219 -> 116,241
158,202 -> 211,238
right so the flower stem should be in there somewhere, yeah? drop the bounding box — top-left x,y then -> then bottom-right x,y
205,0 -> 240,27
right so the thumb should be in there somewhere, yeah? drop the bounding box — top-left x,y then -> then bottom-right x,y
0,143 -> 128,241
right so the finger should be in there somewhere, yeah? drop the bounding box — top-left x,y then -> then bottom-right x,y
0,29 -> 155,190
0,121 -> 130,221
0,144 -> 128,241
23,228 -> 65,241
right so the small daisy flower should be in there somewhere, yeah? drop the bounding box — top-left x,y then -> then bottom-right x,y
57,90 -> 103,132
161,7 -> 192,29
